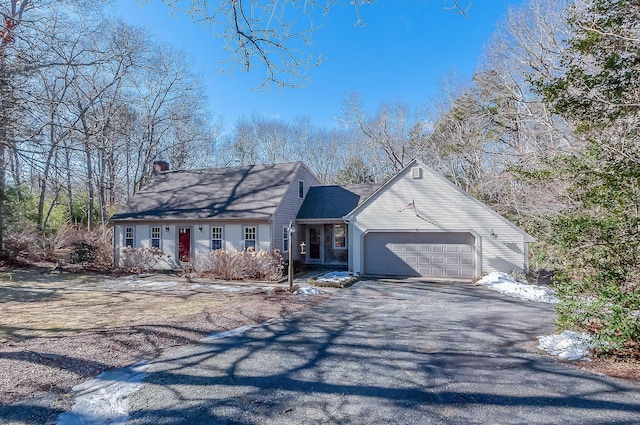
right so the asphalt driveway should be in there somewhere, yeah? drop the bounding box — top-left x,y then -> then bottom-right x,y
127,279 -> 640,424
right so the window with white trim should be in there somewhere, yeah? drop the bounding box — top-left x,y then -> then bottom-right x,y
298,181 -> 304,198
125,226 -> 134,247
151,226 -> 161,248
334,224 -> 346,249
211,226 -> 223,250
283,227 -> 289,252
244,226 -> 256,251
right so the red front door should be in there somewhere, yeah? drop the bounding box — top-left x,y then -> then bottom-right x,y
178,227 -> 191,262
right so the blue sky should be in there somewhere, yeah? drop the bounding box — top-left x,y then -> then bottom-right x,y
110,0 -> 525,131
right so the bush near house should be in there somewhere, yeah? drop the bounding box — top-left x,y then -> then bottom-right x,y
120,247 -> 166,273
193,249 -> 284,281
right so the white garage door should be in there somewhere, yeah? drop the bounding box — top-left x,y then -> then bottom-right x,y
363,232 -> 476,279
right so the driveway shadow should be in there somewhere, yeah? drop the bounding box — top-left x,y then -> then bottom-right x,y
120,280 -> 640,424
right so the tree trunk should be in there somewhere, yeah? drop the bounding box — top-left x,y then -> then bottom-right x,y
85,142 -> 94,231
64,141 -> 75,223
38,118 -> 58,229
0,44 -> 9,253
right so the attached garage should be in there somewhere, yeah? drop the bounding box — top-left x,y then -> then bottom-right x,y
345,160 -> 535,278
363,232 -> 476,279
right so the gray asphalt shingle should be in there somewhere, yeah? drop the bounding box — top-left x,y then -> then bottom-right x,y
111,162 -> 303,221
296,184 -> 380,219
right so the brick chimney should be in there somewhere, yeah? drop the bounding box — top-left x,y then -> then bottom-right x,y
153,160 -> 169,175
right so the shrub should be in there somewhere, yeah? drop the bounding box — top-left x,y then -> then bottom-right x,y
192,249 -> 284,281
69,242 -> 97,264
59,224 -> 113,269
120,247 -> 166,273
3,220 -> 51,262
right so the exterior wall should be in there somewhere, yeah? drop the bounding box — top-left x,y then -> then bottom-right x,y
272,164 -> 321,258
225,224 -> 243,250
162,225 -> 176,264
113,224 -> 123,266
258,224 -> 271,251
113,220 -> 272,270
348,164 -> 530,276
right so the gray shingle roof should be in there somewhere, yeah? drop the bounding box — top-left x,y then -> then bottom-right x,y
111,162 -> 303,221
296,184 -> 380,220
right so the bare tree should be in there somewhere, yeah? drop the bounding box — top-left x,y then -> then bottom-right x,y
340,92 -> 425,182
149,0 -> 472,89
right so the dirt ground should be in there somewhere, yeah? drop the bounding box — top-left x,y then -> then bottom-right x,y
0,267 -> 332,424
1,267 -> 638,424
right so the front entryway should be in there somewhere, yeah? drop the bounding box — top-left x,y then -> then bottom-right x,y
178,227 -> 191,262
308,226 -> 322,263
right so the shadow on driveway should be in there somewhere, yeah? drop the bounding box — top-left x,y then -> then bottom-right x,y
126,280 -> 640,425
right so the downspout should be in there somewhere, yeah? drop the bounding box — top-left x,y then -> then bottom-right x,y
343,215 -> 354,273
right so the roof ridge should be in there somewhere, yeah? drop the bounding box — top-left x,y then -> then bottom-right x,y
164,161 -> 303,174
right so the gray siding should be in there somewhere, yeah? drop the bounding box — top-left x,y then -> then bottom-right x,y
272,164 -> 321,259
349,162 -> 531,276
114,220 -> 270,270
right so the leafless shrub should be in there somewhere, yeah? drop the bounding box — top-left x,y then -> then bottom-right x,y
50,223 -> 80,250
120,247 -> 165,273
60,224 -> 114,269
3,221 -> 51,262
193,249 -> 284,281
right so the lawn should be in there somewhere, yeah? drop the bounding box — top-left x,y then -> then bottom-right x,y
0,267 -> 330,422
0,269 -> 236,341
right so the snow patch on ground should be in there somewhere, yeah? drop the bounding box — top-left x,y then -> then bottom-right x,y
314,271 -> 357,283
477,272 -> 558,304
58,321 -> 270,425
294,287 -> 324,295
57,362 -> 149,425
538,330 -> 595,361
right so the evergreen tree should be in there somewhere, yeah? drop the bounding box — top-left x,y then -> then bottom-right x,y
541,0 -> 640,357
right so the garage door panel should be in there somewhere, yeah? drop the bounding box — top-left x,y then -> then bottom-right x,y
363,232 -> 475,279
431,268 -> 445,277
460,245 -> 473,254
405,256 -> 417,264
460,269 -> 474,278
460,257 -> 473,266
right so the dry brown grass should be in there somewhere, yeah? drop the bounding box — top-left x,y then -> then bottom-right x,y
0,269 -> 235,341
0,267 -> 331,421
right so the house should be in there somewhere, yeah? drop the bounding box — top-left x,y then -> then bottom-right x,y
343,159 -> 535,279
110,161 -> 320,269
111,159 -> 534,279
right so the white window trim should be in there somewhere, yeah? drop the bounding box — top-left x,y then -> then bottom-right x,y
150,226 -> 161,249
124,226 -> 135,248
333,223 -> 347,250
283,227 -> 289,252
244,226 -> 256,251
298,180 -> 304,198
211,226 -> 224,250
